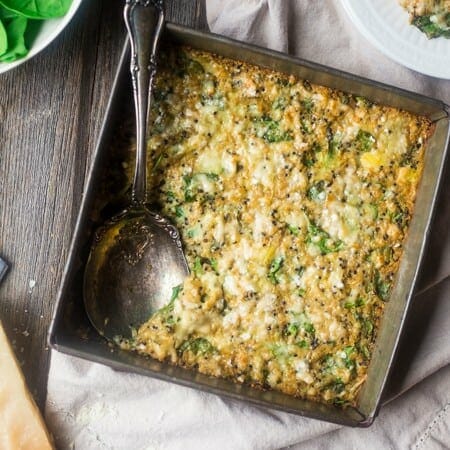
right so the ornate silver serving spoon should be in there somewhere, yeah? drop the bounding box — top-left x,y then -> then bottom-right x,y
84,0 -> 188,341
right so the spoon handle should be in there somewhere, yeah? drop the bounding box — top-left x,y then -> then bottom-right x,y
124,0 -> 165,205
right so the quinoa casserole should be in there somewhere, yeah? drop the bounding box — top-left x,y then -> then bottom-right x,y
117,45 -> 433,407
399,0 -> 450,38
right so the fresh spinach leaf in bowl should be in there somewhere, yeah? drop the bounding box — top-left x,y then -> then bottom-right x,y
0,0 -> 72,63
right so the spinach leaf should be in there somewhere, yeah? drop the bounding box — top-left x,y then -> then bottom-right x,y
374,270 -> 390,301
296,340 -> 309,348
183,174 -> 196,202
301,97 -> 314,113
355,129 -> 375,152
413,14 -> 450,39
344,297 -> 365,309
361,317 -> 374,339
0,4 -> 17,18
342,346 -> 356,371
391,205 -> 409,230
209,257 -> 219,274
0,0 -> 72,19
193,256 -> 203,276
0,19 -> 7,55
330,378 -> 345,393
0,0 -> 73,63
327,127 -> 341,156
175,205 -> 184,218
306,220 -> 344,255
284,312 -> 315,338
254,116 -> 293,143
268,256 -> 284,284
287,223 -> 300,236
155,284 -> 182,326
178,337 -> 216,355
0,13 -> 27,62
182,172 -> 219,203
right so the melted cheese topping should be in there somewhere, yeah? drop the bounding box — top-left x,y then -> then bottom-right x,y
120,46 -> 432,407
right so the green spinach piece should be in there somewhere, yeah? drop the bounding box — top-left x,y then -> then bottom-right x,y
374,270 -> 391,301
0,0 -> 72,19
307,220 -> 344,255
193,256 -> 203,276
413,14 -> 450,39
0,12 -> 27,62
391,205 -> 409,230
301,97 -> 314,113
175,205 -> 184,218
268,256 -> 284,284
155,284 -> 182,325
254,116 -> 293,143
183,175 -> 196,202
360,317 -> 374,339
296,340 -> 309,348
344,297 -> 365,309
342,346 -> 356,371
327,128 -> 341,156
330,378 -> 345,393
284,312 -> 315,338
209,258 -> 219,274
178,337 -> 216,355
182,172 -> 219,203
355,129 -> 375,152
284,323 -> 299,336
0,18 -> 7,55
287,223 -> 300,236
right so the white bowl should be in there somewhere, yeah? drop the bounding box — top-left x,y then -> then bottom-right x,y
0,0 -> 83,74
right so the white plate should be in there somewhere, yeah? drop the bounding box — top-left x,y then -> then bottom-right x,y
0,0 -> 83,74
341,0 -> 450,79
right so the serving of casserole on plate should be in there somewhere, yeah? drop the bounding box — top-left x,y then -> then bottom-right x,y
49,24 -> 450,426
341,0 -> 450,78
399,0 -> 450,38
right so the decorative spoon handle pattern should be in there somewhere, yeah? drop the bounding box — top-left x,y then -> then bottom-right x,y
123,0 -> 165,205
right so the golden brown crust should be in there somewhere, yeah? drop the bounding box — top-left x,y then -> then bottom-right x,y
119,46 -> 432,407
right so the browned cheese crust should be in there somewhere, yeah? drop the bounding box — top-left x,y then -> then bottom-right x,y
118,46 -> 433,407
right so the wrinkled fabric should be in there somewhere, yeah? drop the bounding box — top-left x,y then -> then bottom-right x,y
207,0 -> 450,104
291,365 -> 450,449
46,1 -> 450,448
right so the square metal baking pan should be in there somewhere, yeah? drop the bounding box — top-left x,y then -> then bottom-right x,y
48,23 -> 450,427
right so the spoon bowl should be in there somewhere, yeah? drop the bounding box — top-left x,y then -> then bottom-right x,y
83,0 -> 188,341
84,207 -> 188,339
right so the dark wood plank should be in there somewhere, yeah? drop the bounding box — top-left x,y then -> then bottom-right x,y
0,0 -> 125,409
166,0 -> 208,30
0,0 -> 206,412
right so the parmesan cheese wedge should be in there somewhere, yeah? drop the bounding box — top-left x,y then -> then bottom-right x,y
0,322 -> 53,450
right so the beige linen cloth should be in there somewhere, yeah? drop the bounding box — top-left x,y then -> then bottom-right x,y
45,1 -> 450,448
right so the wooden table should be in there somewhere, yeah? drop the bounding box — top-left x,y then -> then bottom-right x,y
0,0 -> 207,412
